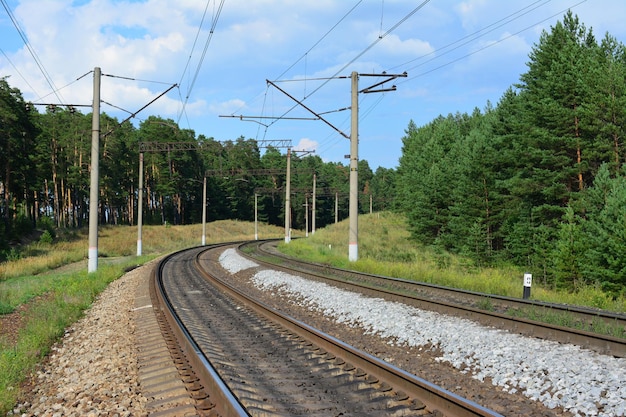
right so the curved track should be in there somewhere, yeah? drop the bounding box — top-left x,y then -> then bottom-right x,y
153,244 -> 505,417
239,239 -> 626,358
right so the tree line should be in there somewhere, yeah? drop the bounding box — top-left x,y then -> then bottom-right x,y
396,12 -> 626,295
0,81 -> 395,252
2,12 -> 625,295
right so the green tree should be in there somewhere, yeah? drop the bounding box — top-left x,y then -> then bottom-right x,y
516,11 -> 597,198
370,167 -> 396,212
578,164 -> 626,292
0,77 -> 39,246
552,206 -> 586,288
259,146 -> 287,226
446,108 -> 501,262
585,34 -> 626,174
397,115 -> 462,246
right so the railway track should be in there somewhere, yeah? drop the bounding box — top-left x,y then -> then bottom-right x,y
152,244 -> 506,416
239,239 -> 626,358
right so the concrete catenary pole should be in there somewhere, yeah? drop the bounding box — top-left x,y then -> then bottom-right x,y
305,195 -> 309,237
201,175 -> 207,246
312,173 -> 316,234
254,193 -> 258,240
285,147 -> 291,243
88,67 -> 101,273
348,71 -> 359,262
137,152 -> 144,256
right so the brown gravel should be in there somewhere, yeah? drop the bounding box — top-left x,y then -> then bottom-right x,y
0,305 -> 27,347
8,264 -> 151,417
0,294 -> 56,347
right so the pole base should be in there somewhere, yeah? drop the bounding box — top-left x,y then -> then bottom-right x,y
88,247 -> 98,273
349,243 -> 358,262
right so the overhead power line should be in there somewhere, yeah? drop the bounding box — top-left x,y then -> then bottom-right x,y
0,47 -> 40,97
1,0 -> 65,104
177,0 -> 226,124
262,0 -> 430,134
273,0 -> 364,82
389,0 -> 552,73
396,0 -> 588,84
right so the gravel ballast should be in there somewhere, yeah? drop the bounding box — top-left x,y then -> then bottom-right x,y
219,249 -> 626,417
9,265 -> 149,417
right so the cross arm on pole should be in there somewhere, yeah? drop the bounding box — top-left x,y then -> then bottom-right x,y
359,72 -> 407,94
266,79 -> 349,139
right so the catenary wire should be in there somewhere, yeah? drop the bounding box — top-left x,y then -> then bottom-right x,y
177,1 -> 212,89
387,0 -> 553,73
228,0 -> 365,141
272,1 -> 364,83
177,0 -> 226,124
326,0 -> 588,161
0,47 -> 41,99
0,0 -> 66,105
264,0 -> 432,133
31,71 -> 93,105
395,0 -> 588,85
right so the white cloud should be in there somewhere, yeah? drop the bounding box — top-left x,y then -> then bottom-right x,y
3,0 -> 626,169
294,137 -> 318,153
2,0 -> 201,118
376,33 -> 434,57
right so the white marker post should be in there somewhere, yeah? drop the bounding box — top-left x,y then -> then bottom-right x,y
523,273 -> 532,299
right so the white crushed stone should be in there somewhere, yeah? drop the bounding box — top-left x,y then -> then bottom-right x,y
220,248 -> 626,417
219,248 -> 259,273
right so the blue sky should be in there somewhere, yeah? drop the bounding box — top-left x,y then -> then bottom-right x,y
2,0 -> 625,169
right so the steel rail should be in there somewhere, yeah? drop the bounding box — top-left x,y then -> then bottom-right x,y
154,245 -> 250,417
193,246 -> 504,417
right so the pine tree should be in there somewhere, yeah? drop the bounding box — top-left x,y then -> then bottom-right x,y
585,34 -> 626,174
578,164 -> 626,292
517,11 -> 596,199
397,115 -> 460,245
0,77 -> 39,244
447,108 -> 500,262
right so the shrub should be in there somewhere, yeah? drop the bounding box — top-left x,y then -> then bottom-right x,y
39,231 -> 53,245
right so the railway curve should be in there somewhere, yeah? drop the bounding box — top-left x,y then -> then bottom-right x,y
153,244 -> 506,416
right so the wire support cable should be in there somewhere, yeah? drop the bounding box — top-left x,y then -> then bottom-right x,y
1,0 -> 65,104
177,0 -> 226,124
272,0 -> 364,82
388,0 -> 553,74
265,0 -> 430,131
0,47 -> 41,98
395,0 -> 588,84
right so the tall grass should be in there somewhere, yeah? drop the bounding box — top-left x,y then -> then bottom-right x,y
0,220 -> 284,414
0,220 -> 282,281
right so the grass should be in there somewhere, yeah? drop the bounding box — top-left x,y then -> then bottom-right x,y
0,220 -> 284,414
